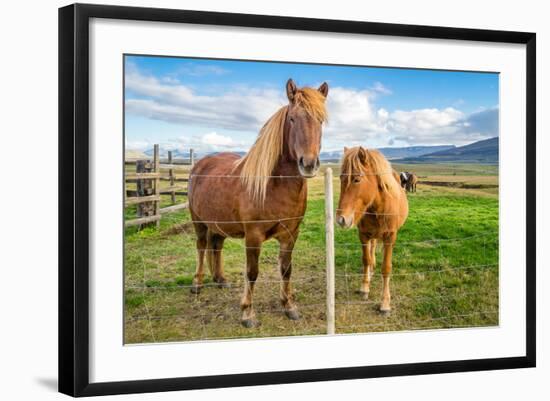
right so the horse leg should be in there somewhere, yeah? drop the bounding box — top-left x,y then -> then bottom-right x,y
278,232 -> 299,320
240,232 -> 264,328
359,234 -> 375,300
191,223 -> 208,294
380,233 -> 396,314
209,232 -> 229,288
370,238 -> 377,283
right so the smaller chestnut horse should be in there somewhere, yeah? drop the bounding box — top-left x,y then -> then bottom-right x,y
336,147 -> 408,314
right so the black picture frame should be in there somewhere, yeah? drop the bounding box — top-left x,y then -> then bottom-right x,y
59,3 -> 536,397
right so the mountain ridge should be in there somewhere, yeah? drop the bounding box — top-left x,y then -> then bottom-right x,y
395,136 -> 498,164
128,138 -> 498,164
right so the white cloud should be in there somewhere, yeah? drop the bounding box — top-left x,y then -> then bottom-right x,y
125,134 -> 235,154
126,140 -> 153,150
125,66 -> 498,150
177,64 -> 229,77
161,76 -> 180,85
385,107 -> 465,144
202,132 -> 240,148
125,68 -> 284,131
391,107 -> 464,131
323,87 -> 389,142
385,107 -> 498,146
371,81 -> 392,95
377,108 -> 389,120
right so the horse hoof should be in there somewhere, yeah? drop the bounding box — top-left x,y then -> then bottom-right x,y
357,290 -> 370,300
379,306 -> 391,316
216,280 -> 231,289
190,286 -> 201,294
284,309 -> 300,321
241,318 -> 260,328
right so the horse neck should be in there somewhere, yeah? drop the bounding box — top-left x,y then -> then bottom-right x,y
272,159 -> 300,177
365,175 -> 385,211
274,119 -> 301,177
270,121 -> 306,192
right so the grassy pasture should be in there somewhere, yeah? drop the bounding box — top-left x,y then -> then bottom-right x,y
124,163 -> 499,344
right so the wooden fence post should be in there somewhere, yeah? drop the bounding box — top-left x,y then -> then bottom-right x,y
125,144 -> 188,228
325,168 -> 336,335
154,144 -> 161,229
136,159 -> 154,227
190,148 -> 195,166
168,150 -> 176,204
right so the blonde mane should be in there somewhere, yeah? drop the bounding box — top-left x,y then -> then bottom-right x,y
341,147 -> 401,197
235,88 -> 328,203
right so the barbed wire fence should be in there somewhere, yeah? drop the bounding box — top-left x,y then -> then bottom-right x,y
125,169 -> 330,343
124,167 -> 499,343
125,237 -> 329,342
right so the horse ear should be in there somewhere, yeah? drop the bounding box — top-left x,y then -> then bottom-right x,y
286,79 -> 297,102
343,146 -> 349,153
318,82 -> 329,98
358,147 -> 367,163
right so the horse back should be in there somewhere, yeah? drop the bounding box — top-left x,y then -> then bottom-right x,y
188,152 -> 306,240
359,172 -> 408,238
188,153 -> 243,231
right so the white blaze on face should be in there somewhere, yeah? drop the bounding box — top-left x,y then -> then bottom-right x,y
400,172 -> 409,182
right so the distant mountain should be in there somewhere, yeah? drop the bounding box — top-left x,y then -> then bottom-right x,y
135,140 -> 493,164
143,148 -> 190,159
397,137 -> 498,164
319,145 -> 455,162
125,149 -> 148,160
319,150 -> 344,161
376,145 -> 455,160
141,148 -> 246,160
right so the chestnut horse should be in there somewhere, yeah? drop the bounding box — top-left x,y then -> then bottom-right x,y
188,79 -> 329,327
407,173 -> 418,192
336,147 -> 408,314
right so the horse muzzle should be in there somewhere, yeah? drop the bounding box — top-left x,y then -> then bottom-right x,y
298,156 -> 320,178
336,214 -> 354,229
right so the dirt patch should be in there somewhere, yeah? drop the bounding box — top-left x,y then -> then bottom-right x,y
162,222 -> 195,236
422,181 -> 498,189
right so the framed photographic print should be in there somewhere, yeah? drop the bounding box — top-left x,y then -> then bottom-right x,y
58,3 -> 536,397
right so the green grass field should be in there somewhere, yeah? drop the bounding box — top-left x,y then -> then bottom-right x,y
124,163 -> 499,344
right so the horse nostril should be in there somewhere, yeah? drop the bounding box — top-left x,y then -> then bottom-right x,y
337,216 -> 345,227
300,157 -> 318,170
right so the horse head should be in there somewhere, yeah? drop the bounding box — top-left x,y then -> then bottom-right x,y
336,146 -> 381,228
285,79 -> 329,177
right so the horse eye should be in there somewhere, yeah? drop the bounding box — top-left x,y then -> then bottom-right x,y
353,177 -> 361,183
289,117 -> 295,124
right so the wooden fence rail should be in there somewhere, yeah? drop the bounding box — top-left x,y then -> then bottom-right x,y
124,145 -> 193,229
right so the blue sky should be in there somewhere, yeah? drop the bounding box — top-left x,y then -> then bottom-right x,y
125,55 -> 499,154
